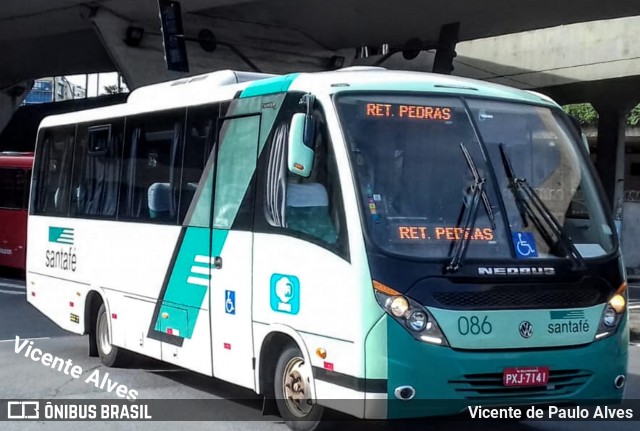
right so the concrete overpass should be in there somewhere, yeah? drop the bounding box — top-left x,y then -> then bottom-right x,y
3,1 -> 640,108
2,1 -> 640,83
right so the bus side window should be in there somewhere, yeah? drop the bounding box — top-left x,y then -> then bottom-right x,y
71,121 -> 123,218
33,127 -> 75,215
119,110 -> 185,224
263,110 -> 347,258
0,168 -> 24,209
180,104 -> 219,224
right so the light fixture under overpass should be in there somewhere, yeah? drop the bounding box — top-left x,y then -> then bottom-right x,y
402,38 -> 423,61
328,55 -> 345,70
124,26 -> 145,47
197,29 -> 217,52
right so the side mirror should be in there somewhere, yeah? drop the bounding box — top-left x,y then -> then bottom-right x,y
287,113 -> 315,177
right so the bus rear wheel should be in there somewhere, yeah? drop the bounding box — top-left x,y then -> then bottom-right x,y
96,303 -> 127,367
274,345 -> 325,431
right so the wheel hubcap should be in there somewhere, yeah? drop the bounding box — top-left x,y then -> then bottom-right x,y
98,312 -> 112,356
282,356 -> 313,417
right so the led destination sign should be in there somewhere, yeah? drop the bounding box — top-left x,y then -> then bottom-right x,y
365,103 -> 452,120
396,225 -> 495,242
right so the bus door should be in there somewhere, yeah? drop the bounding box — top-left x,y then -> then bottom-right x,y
209,113 -> 261,389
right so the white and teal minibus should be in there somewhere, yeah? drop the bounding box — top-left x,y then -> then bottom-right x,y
27,67 -> 629,428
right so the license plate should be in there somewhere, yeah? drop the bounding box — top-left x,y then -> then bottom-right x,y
503,366 -> 549,387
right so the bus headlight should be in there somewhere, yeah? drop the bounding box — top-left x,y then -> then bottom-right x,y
407,310 -> 427,331
609,294 -> 625,314
595,282 -> 627,340
373,280 -> 448,346
602,307 -> 616,327
387,296 -> 409,317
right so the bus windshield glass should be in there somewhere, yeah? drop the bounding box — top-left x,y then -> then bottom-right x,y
335,94 -> 615,261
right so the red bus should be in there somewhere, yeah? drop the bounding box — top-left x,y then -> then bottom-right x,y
0,152 -> 33,272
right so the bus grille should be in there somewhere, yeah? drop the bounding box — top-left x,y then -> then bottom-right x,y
449,369 -> 592,399
432,288 -> 604,309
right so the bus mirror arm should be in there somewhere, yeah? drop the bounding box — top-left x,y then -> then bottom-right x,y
300,93 -> 316,148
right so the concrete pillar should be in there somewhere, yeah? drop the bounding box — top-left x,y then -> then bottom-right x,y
0,80 -> 32,137
592,102 -> 633,229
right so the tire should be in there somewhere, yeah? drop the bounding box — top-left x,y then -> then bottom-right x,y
96,303 -> 128,367
274,345 -> 326,431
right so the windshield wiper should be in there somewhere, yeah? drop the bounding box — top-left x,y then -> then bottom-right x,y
461,143 -> 496,231
446,143 -> 496,273
499,144 -> 585,268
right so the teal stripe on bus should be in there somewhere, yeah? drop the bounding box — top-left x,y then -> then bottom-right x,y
240,74 -> 299,98
154,228 -> 228,339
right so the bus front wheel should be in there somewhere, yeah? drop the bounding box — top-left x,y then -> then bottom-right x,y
274,345 -> 325,431
96,304 -> 127,367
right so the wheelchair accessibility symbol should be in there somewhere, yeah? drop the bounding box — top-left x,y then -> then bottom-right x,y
512,232 -> 538,258
225,290 -> 235,315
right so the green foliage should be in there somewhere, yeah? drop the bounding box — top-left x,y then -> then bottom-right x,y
628,104 -> 640,126
562,103 -> 640,126
563,103 -> 598,125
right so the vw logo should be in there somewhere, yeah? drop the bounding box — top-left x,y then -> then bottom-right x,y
519,321 -> 533,338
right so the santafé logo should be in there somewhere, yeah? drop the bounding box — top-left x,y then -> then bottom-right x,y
49,227 -> 74,245
45,226 -> 77,272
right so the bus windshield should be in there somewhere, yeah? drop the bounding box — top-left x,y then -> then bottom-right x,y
335,94 -> 615,262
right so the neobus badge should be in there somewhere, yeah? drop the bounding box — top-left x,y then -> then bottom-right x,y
477,267 -> 555,276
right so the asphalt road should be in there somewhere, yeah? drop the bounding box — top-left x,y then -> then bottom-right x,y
0,274 -> 638,431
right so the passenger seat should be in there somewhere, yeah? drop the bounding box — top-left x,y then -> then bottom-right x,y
286,182 -> 338,244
